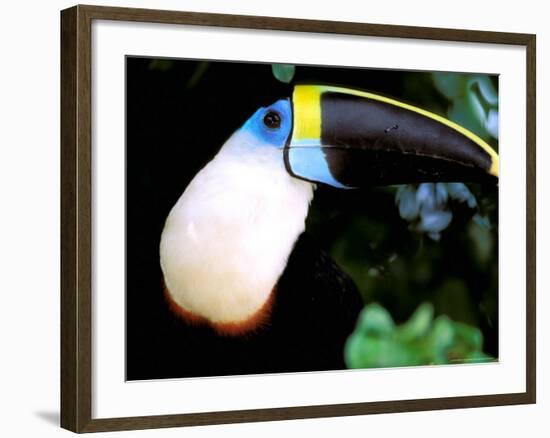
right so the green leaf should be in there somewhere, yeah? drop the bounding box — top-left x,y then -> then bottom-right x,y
397,302 -> 434,341
271,64 -> 295,83
430,316 -> 455,363
345,337 -> 422,368
453,321 -> 483,351
356,303 -> 395,337
432,73 -> 468,100
448,96 -> 488,140
469,76 -> 498,106
466,87 -> 488,127
432,72 -> 498,140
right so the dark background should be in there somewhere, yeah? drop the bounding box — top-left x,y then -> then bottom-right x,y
126,57 -> 498,380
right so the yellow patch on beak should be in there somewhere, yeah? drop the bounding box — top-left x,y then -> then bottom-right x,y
292,85 -> 322,142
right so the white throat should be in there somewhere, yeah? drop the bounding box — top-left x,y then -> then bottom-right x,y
160,131 -> 314,324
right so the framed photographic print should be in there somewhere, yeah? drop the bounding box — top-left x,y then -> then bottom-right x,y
60,4 -> 536,433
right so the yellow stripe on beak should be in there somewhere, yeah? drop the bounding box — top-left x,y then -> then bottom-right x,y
292,86 -> 322,142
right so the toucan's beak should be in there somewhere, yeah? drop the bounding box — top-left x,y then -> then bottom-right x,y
284,85 -> 499,188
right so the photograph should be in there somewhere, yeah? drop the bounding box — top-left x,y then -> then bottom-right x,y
125,57 -> 499,381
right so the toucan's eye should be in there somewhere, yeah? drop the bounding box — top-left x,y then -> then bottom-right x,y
263,111 -> 281,130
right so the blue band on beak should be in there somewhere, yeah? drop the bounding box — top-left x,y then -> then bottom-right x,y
286,142 -> 349,189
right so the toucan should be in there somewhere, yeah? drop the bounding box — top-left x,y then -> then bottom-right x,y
158,85 -> 499,378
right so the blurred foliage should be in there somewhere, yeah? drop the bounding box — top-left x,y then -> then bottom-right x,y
345,303 -> 494,368
432,73 -> 499,143
396,182 -> 483,241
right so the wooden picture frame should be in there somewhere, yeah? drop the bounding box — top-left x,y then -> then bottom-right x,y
61,4 -> 536,433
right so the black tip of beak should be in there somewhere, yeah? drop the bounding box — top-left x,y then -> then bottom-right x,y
320,91 -> 498,187
321,146 -> 498,188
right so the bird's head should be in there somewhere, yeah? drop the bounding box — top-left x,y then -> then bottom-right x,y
230,84 -> 498,189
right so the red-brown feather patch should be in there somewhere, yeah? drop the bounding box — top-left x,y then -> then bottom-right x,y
162,281 -> 275,337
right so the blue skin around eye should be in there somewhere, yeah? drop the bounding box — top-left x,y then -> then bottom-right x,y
240,97 -> 348,189
241,99 -> 292,148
